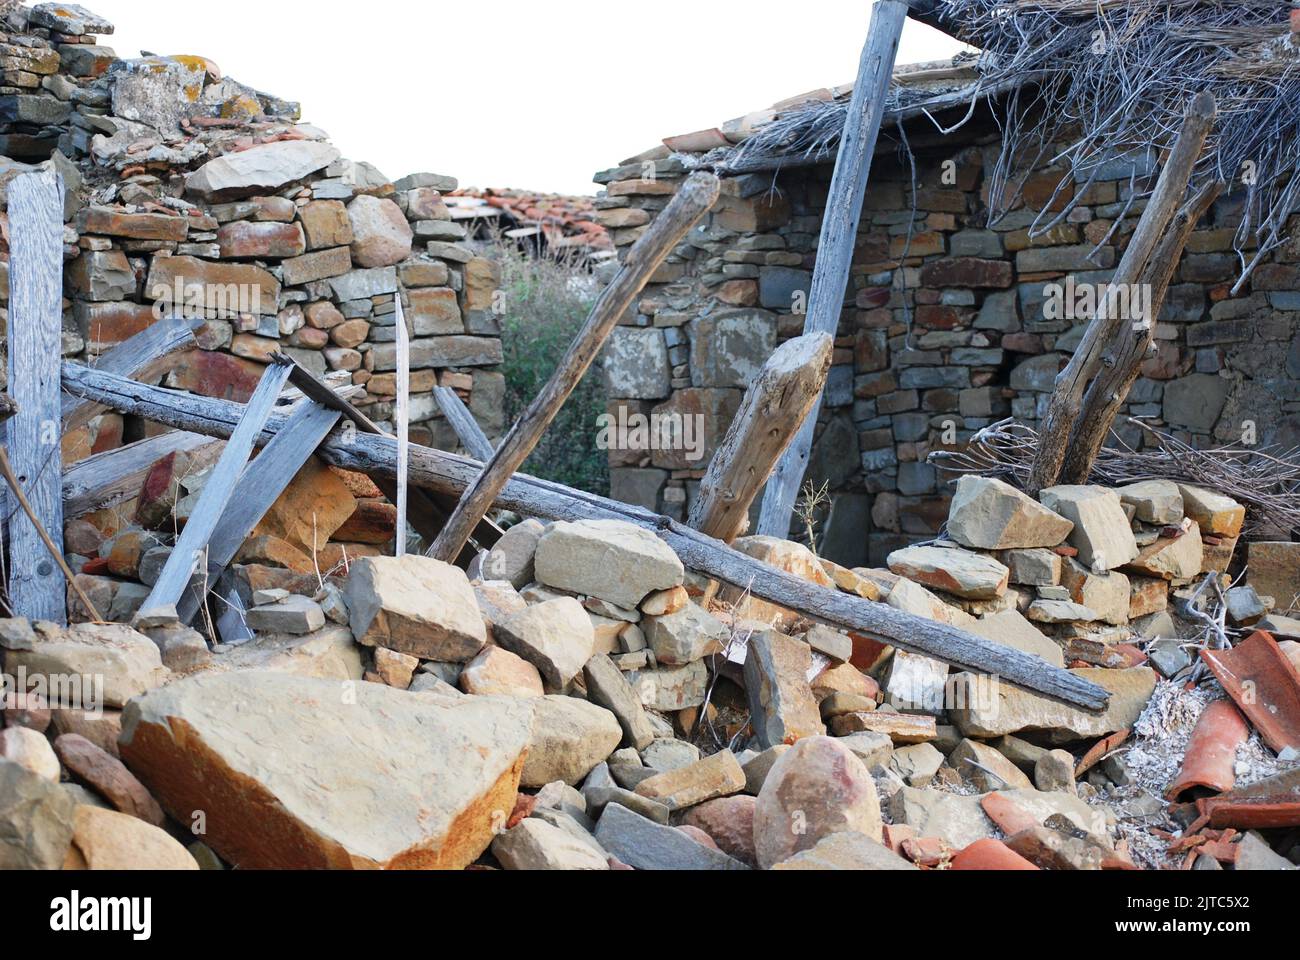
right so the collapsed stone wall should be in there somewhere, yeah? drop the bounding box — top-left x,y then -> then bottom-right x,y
0,2 -> 506,472
594,123 -> 1300,568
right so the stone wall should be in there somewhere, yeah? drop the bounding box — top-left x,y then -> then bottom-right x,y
594,125 -> 1300,567
0,2 -> 506,469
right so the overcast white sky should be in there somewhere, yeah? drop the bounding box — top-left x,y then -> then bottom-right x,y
88,0 -> 963,195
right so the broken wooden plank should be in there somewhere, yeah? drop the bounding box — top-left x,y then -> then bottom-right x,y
62,316 -> 200,434
135,359 -> 294,622
395,297 -> 410,558
1028,92 -> 1216,495
276,353 -> 501,560
758,0 -> 911,538
175,399 -> 343,625
689,332 -> 833,542
428,171 -> 721,561
62,430 -> 219,519
6,167 -> 68,624
61,363 -> 1110,710
432,386 -> 495,462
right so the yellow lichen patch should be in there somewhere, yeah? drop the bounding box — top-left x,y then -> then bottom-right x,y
169,54 -> 223,82
220,95 -> 262,120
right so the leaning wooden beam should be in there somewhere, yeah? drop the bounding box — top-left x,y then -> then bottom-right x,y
758,0 -> 911,538
689,333 -> 834,542
277,354 -> 500,561
433,386 -> 495,462
61,364 -> 1110,710
175,399 -> 342,625
427,171 -> 721,561
62,430 -> 219,519
0,446 -> 102,622
1027,92 -> 1216,495
62,315 -> 199,434
1061,179 -> 1224,484
6,168 -> 68,624
135,359 -> 294,622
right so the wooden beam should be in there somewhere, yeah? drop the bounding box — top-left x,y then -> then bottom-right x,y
62,430 -> 219,519
60,363 -> 1110,710
689,332 -> 834,542
135,359 -> 293,622
1061,179 -> 1223,484
432,386 -> 495,462
6,168 -> 68,624
427,171 -> 721,561
175,399 -> 342,625
758,0 -> 911,538
62,316 -> 199,434
1027,92 -> 1216,495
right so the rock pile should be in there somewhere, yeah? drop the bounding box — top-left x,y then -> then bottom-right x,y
5,466 -> 1296,871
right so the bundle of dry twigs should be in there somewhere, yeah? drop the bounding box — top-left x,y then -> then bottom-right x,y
936,0 -> 1300,291
930,417 -> 1300,538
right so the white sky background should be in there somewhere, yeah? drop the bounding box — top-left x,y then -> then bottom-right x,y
87,0 -> 964,196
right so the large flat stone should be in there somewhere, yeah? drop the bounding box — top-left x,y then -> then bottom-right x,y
947,476 -> 1074,550
186,141 -> 341,200
344,556 -> 486,662
743,631 -> 825,749
119,671 -> 533,868
520,695 -> 622,787
594,801 -> 750,870
949,666 -> 1157,741
495,598 -> 596,689
887,544 -> 1009,599
534,519 -> 684,610
1039,485 -> 1139,572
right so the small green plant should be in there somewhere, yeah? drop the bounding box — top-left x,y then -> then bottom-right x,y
495,241 -> 609,496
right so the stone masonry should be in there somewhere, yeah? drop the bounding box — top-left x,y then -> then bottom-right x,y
595,108 -> 1300,568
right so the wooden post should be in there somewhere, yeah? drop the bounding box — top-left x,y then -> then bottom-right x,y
6,168 -> 67,624
689,332 -> 833,542
433,386 -> 495,462
1027,92 -> 1216,495
60,363 -> 1111,710
1060,179 -> 1223,483
135,359 -> 293,621
758,0 -> 911,538
427,171 -> 721,562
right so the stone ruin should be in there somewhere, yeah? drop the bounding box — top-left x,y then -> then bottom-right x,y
594,79 -> 1300,568
0,1 -> 507,470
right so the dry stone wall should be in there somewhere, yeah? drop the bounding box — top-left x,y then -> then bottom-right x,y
595,125 -> 1300,567
0,2 -> 506,468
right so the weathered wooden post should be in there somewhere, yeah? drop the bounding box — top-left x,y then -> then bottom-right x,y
5,168 -> 68,624
758,0 -> 913,537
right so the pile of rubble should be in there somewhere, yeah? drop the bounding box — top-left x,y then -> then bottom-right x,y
3,460 -> 1296,870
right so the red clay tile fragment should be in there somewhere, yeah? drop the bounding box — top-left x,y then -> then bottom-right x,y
951,838 -> 1039,870
980,792 -> 1037,835
1200,631 -> 1300,753
1074,728 -> 1130,779
1165,700 -> 1250,801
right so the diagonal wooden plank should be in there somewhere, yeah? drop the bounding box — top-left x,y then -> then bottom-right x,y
62,316 -> 200,433
175,399 -> 342,625
432,386 -> 495,462
6,167 -> 68,624
758,0 -> 911,537
135,358 -> 293,622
